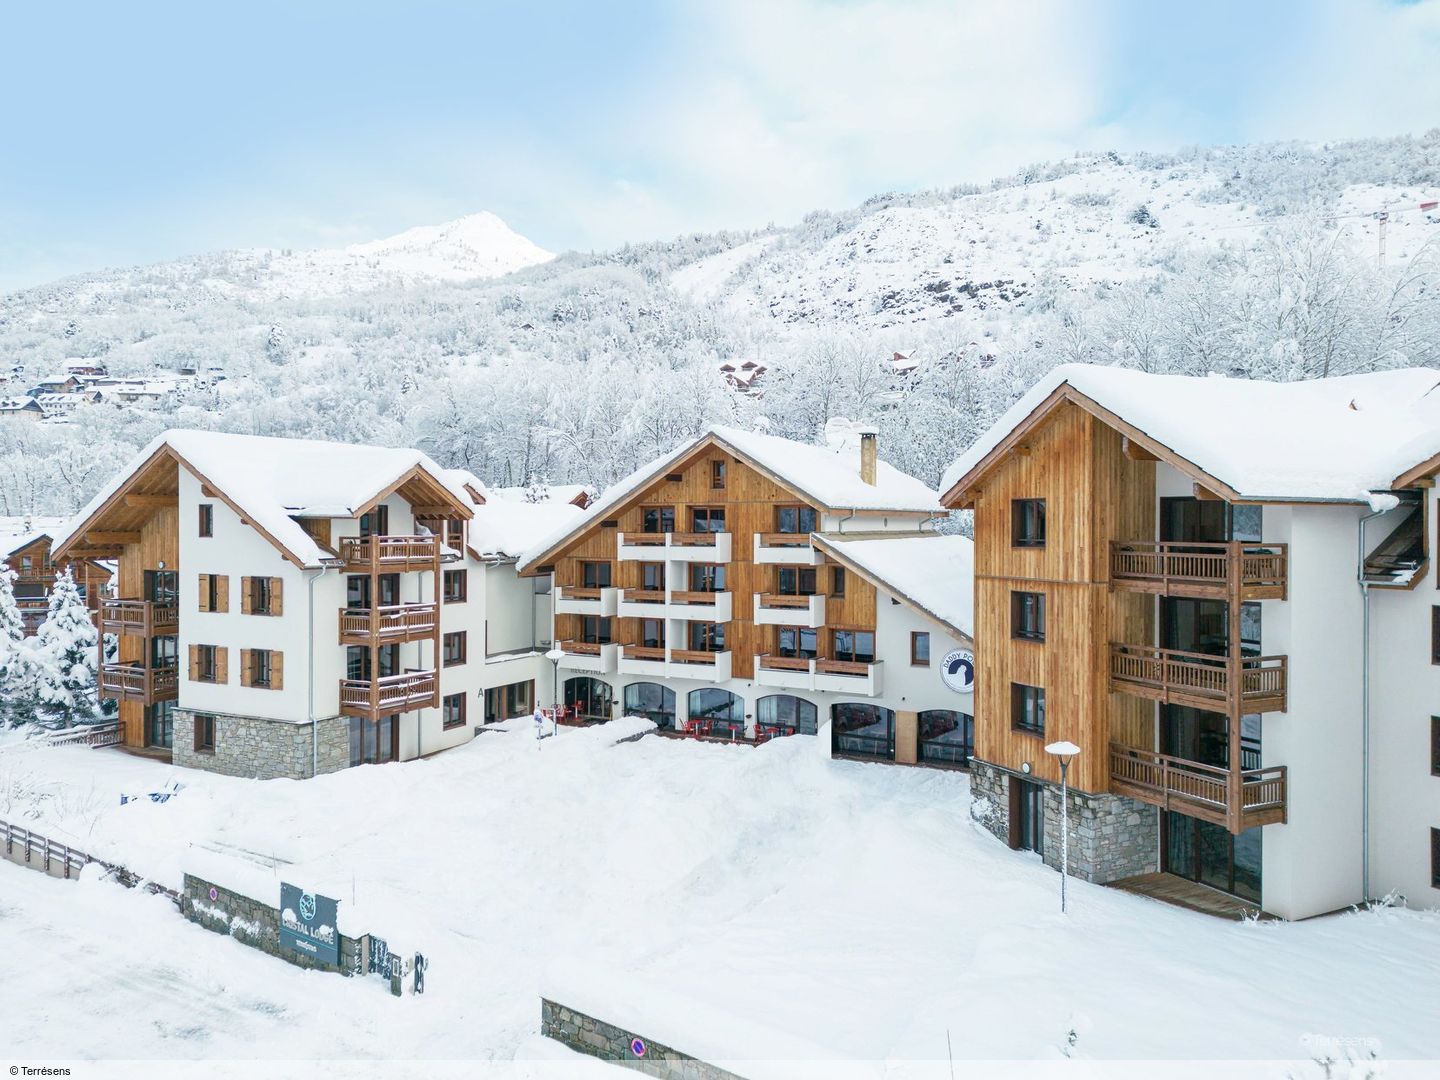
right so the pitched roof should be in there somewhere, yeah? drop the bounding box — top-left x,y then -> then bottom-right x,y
811,532 -> 974,640
517,425 -> 943,572
942,364 -> 1440,506
54,430 -> 475,568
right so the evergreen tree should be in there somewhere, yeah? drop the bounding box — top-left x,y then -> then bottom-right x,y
0,560 -> 36,728
30,567 -> 101,729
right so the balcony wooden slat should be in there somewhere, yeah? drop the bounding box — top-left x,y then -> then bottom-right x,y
669,590 -> 723,604
621,589 -> 665,603
1110,643 -> 1287,712
1109,743 -> 1287,833
758,654 -> 812,671
669,532 -> 719,547
621,645 -> 666,660
337,603 -> 438,644
1109,540 -> 1288,600
757,533 -> 812,547
757,593 -> 814,609
339,535 -> 441,571
338,670 -> 437,718
815,659 -> 870,676
669,649 -> 719,665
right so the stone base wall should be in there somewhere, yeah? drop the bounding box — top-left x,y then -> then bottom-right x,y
970,758 -> 1159,884
541,999 -> 743,1080
173,711 -> 349,780
180,873 -> 361,975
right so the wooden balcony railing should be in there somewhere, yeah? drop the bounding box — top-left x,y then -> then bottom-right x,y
669,649 -> 720,665
815,658 -> 872,676
337,603 -> 437,645
1109,743 -> 1287,831
621,588 -> 665,604
759,654 -> 813,671
1110,541 -> 1287,600
1110,644 -> 1287,713
339,535 -> 440,571
757,533 -> 811,548
669,590 -> 722,604
670,532 -> 721,547
561,640 -> 605,656
623,532 -> 669,546
100,598 -> 179,637
98,663 -> 178,704
621,644 -> 666,661
558,586 -> 604,600
757,593 -> 815,609
339,670 -> 437,718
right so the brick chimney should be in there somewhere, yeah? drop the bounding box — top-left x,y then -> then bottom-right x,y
859,427 -> 878,485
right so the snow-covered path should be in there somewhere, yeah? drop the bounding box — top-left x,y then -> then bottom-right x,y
1,720 -> 1438,1074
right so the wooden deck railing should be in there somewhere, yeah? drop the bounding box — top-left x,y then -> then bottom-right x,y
1110,644 -> 1287,710
338,603 -> 437,642
338,670 -> 437,716
1109,540 -> 1287,598
756,593 -> 814,609
669,590 -> 723,604
757,533 -> 812,548
669,649 -> 720,665
558,585 -> 604,600
621,645 -> 666,661
339,535 -> 440,569
815,659 -> 871,676
621,588 -> 665,603
101,598 -> 179,636
758,654 -> 812,671
1109,743 -> 1287,830
43,721 -> 123,748
670,532 -> 720,547
622,532 -> 668,546
98,663 -> 178,702
561,640 -> 605,656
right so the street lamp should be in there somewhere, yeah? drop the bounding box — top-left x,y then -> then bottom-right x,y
1044,741 -> 1082,914
544,647 -> 565,733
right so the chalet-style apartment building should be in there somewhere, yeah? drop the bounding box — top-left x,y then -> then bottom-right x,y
2,527 -> 111,634
53,431 -> 578,778
943,364 -> 1440,919
517,424 -> 977,766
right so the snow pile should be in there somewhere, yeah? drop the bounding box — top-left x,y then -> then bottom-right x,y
816,533 -> 974,638
942,364 -> 1440,503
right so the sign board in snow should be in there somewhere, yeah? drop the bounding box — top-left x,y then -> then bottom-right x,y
941,649 -> 975,695
279,882 -> 339,966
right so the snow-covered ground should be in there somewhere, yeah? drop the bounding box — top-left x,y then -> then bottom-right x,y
2,721 -> 1438,1077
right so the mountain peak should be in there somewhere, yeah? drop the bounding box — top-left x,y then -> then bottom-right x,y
346,211 -> 553,276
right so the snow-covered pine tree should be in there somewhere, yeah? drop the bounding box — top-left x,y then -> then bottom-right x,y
0,559 -> 36,728
30,567 -> 101,729
523,473 -> 551,503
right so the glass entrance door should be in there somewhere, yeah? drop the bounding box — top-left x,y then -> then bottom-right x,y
1164,813 -> 1262,903
1014,778 -> 1044,855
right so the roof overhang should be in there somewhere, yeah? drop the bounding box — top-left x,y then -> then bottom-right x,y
810,532 -> 973,644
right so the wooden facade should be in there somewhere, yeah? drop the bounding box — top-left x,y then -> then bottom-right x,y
6,534 -> 111,635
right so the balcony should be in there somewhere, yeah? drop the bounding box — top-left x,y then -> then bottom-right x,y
753,593 -> 826,628
667,590 -> 733,621
554,585 -> 619,618
617,588 -> 668,619
753,655 -> 884,697
1110,541 -> 1287,601
617,644 -> 671,678
754,533 -> 824,566
340,670 -> 438,718
617,531 -> 733,563
339,535 -> 441,572
337,603 -> 438,646
100,598 -> 180,638
1110,743 -> 1287,831
1110,644 -> 1287,714
18,600 -> 45,637
98,663 -> 178,704
556,640 -> 619,675
667,649 -> 733,681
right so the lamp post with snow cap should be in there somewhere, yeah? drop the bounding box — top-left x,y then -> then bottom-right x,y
1045,741 -> 1082,914
544,647 -> 565,733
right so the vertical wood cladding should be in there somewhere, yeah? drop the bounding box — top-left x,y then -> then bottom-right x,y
116,503 -> 180,747
548,448 -> 878,679
972,403 -> 1154,793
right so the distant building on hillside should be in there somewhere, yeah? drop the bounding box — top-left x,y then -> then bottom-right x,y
0,397 -> 44,423
719,358 -> 767,394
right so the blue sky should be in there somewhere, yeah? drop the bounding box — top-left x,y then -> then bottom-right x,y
2,0 -> 1437,291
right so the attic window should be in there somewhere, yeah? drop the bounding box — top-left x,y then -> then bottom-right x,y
666,473 -> 684,482
711,460 -> 727,490
601,520 -> 618,529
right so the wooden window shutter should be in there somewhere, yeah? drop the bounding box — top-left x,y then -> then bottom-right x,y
271,577 -> 283,616
216,646 -> 229,685
188,644 -> 200,681
241,578 -> 253,615
240,648 -> 253,688
271,651 -> 284,691
216,575 -> 230,614
198,574 -> 211,613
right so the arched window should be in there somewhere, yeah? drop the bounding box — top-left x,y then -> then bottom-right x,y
756,695 -> 818,738
917,709 -> 973,766
830,703 -> 895,760
623,682 -> 676,730
564,677 -> 613,723
686,688 -> 745,739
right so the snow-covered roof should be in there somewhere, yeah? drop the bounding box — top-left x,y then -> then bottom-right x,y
812,532 -> 974,640
518,425 -> 942,572
54,430 -> 475,568
489,483 -> 591,507
471,501 -> 586,560
941,364 -> 1440,504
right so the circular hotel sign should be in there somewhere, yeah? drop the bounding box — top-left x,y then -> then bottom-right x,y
941,649 -> 975,695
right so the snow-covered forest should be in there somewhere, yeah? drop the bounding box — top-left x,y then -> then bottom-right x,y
1,133 -> 1438,513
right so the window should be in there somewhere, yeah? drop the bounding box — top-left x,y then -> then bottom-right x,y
359,505 -> 389,538
581,561 -> 612,588
194,714 -> 216,754
443,631 -> 467,667
484,681 -> 533,724
244,576 -> 281,616
832,629 -> 875,664
777,567 -> 817,596
710,460 -> 727,490
1433,607 -> 1440,664
443,569 -> 467,603
624,682 -> 676,730
1012,499 -> 1046,548
346,644 -> 398,681
690,506 -> 726,533
1433,827 -> 1440,889
640,506 -> 675,534
776,506 -> 818,534
687,688 -> 744,738
757,695 -> 818,736
1433,717 -> 1440,777
639,619 -> 665,648
690,564 -> 726,592
197,573 -> 229,613
830,703 -> 895,760
777,626 -> 818,659
195,644 -> 218,683
911,631 -> 931,666
831,567 -> 846,597
243,649 -> 282,690
565,677 -> 613,722
1012,591 -> 1046,642
442,693 -> 467,730
145,701 -> 174,750
198,504 -> 213,538
918,710 -> 973,766
689,621 -> 725,652
640,562 -> 665,591
252,650 -> 273,688
581,615 -> 612,644
1012,683 -> 1046,735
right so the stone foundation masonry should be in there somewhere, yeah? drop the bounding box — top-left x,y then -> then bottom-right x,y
173,710 -> 349,780
542,998 -> 744,1079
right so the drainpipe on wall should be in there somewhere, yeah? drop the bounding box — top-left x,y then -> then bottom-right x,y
1356,503 -> 1390,903
305,566 -> 329,778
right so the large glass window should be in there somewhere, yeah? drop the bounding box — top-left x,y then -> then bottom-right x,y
690,507 -> 726,533
830,703 -> 894,760
640,562 -> 665,590
689,564 -> 726,592
145,569 -> 178,604
484,681 -> 533,723
349,715 -> 398,766
776,626 -> 818,659
639,619 -> 665,648
581,616 -> 612,644
689,622 -> 725,651
641,507 -> 674,534
777,567 -> 817,596
1011,591 -> 1046,642
145,701 -> 174,750
624,682 -> 676,730
359,505 -> 389,538
757,695 -> 817,737
581,561 -> 612,588
1011,683 -> 1045,735
565,677 -> 613,722
687,688 -> 744,738
1013,779 -> 1045,853
1165,813 -> 1261,903
832,629 -> 875,664
776,506 -> 818,534
347,643 -> 399,680
918,710 -> 973,766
